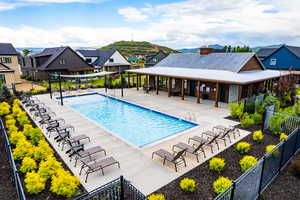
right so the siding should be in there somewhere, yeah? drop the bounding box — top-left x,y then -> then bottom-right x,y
0,55 -> 22,82
239,57 -> 263,71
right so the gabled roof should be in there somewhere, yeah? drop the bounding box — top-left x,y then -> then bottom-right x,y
145,50 -> 167,63
155,53 -> 258,73
256,48 -> 278,59
0,43 -> 19,55
77,49 -> 116,66
256,45 -> 300,60
32,47 -> 68,70
286,45 -> 300,58
0,63 -> 14,72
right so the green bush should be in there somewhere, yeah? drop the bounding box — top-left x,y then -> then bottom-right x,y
239,156 -> 257,173
263,94 -> 280,111
17,111 -> 30,126
24,172 -> 46,195
209,157 -> 225,173
235,142 -> 251,154
251,112 -> 263,125
229,103 -> 244,119
29,128 -> 44,145
269,114 -> 286,135
240,113 -> 255,128
22,124 -> 33,137
212,177 -> 232,194
20,157 -> 37,173
252,130 -> 264,143
50,169 -> 80,197
34,140 -> 54,161
147,194 -> 166,200
179,178 -> 197,192
279,133 -> 288,142
38,156 -> 63,180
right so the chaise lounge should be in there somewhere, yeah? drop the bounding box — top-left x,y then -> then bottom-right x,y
172,141 -> 206,162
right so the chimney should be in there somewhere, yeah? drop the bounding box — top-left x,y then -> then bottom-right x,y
200,47 -> 213,55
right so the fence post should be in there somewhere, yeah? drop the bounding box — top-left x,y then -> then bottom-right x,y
258,156 -> 266,195
293,128 -> 299,155
120,176 -> 124,200
279,140 -> 286,170
230,181 -> 236,200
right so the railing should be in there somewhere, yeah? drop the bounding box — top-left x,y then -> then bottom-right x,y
0,119 -> 26,200
215,127 -> 300,200
72,176 -> 146,200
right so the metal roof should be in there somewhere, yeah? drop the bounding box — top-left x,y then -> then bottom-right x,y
77,49 -> 116,66
256,48 -> 278,59
155,53 -> 256,73
0,43 -> 19,55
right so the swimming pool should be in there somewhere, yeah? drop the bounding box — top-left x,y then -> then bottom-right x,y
63,93 -> 197,147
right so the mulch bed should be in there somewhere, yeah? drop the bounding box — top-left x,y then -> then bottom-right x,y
155,126 -> 280,200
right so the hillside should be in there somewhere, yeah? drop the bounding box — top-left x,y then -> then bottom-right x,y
99,41 -> 178,57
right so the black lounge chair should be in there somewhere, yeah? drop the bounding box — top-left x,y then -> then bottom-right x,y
213,125 -> 240,139
59,134 -> 90,150
189,134 -> 220,153
152,148 -> 187,172
172,141 -> 206,162
79,156 -> 120,183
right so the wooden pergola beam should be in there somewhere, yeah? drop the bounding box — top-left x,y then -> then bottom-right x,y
168,77 -> 172,97
196,80 -> 201,104
181,79 -> 185,100
136,74 -> 139,90
156,76 -> 159,95
215,82 -> 220,107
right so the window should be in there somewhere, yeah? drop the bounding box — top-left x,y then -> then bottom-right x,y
153,58 -> 157,62
86,58 -> 92,63
0,74 -> 6,85
109,58 -> 114,63
270,58 -> 277,66
59,58 -> 66,65
0,57 -> 12,64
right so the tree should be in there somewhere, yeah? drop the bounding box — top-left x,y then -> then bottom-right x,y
22,49 -> 31,56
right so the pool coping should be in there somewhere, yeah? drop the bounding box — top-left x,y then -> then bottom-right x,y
55,91 -> 200,149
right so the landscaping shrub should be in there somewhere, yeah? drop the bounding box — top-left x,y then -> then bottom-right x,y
38,156 -> 63,180
279,133 -> 288,142
251,112 -> 263,125
6,124 -> 18,136
240,113 -> 255,128
179,178 -> 196,192
263,94 -> 280,111
209,157 -> 225,173
13,139 -> 34,160
22,124 -> 33,137
50,169 -> 80,197
5,114 -> 14,120
34,140 -> 54,161
269,114 -> 286,135
266,145 -> 276,153
28,128 -> 44,145
0,101 -> 11,116
235,141 -> 251,154
147,193 -> 166,200
20,157 -> 37,173
229,103 -> 244,119
9,131 -> 26,145
12,104 -> 22,117
24,172 -> 46,195
239,155 -> 257,173
5,118 -> 16,127
17,111 -> 30,126
252,130 -> 264,143
212,177 -> 232,194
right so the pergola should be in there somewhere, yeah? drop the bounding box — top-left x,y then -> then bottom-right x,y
48,71 -> 119,105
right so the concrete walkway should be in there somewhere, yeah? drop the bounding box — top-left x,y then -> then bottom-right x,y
30,88 -> 250,195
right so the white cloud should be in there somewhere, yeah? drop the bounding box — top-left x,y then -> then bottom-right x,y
21,0 -> 102,3
118,7 -> 148,22
0,2 -> 21,11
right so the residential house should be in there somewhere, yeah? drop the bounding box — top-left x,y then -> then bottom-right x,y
128,47 -> 288,106
0,43 -> 22,87
22,46 -> 94,80
77,49 -> 130,72
145,50 -> 168,68
256,45 -> 300,70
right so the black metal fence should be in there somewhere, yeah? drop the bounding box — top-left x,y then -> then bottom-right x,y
215,127 -> 300,200
0,119 -> 26,200
72,176 -> 146,200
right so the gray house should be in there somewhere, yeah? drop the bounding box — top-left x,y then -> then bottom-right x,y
77,49 -> 130,72
22,46 -> 94,80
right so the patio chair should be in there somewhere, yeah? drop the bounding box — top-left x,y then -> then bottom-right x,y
152,148 -> 187,172
59,134 -> 91,150
213,125 -> 241,139
172,141 -> 206,162
189,134 -> 220,153
49,124 -> 74,138
79,156 -> 120,183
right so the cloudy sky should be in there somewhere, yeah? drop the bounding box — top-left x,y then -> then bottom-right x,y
0,0 -> 299,48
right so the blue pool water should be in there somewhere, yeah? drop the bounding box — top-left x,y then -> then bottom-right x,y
63,93 -> 197,147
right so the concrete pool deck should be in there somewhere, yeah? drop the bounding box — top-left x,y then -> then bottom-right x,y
31,88 -> 250,195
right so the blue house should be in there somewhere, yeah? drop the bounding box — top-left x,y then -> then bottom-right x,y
256,45 -> 300,70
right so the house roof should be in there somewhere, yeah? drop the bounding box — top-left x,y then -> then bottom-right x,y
77,49 -> 117,66
256,45 -> 300,60
32,47 -> 68,70
0,63 -> 14,72
286,45 -> 300,58
127,67 -> 289,85
0,43 -> 19,55
155,53 -> 259,73
145,51 -> 167,62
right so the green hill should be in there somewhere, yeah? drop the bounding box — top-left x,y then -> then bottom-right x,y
99,41 -> 178,58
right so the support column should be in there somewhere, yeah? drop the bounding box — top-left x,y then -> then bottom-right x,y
215,82 -> 219,107
238,85 -> 242,102
48,74 -> 52,99
127,73 -> 130,88
104,75 -> 107,93
196,80 -> 201,104
121,73 -> 124,97
59,74 -> 63,106
248,84 -> 253,97
168,77 -> 172,97
139,75 -> 141,87
136,74 -> 139,90
156,76 -> 159,95
181,79 -> 185,100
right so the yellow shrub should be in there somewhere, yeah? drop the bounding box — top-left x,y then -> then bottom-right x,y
12,104 -> 22,117
147,193 -> 166,200
34,140 -> 54,161
6,125 -> 19,136
279,133 -> 288,142
17,111 -> 30,126
24,172 -> 46,195
209,157 -> 225,173
252,130 -> 264,143
5,114 -> 14,120
179,178 -> 196,192
29,128 -> 44,145
239,156 -> 257,173
13,99 -> 21,106
9,131 -> 26,145
266,145 -> 276,153
12,139 -> 34,160
235,142 -> 251,154
213,177 -> 232,194
0,102 -> 10,116
38,156 -> 63,180
20,157 -> 37,173
22,124 -> 33,137
5,119 -> 16,127
50,169 -> 80,197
